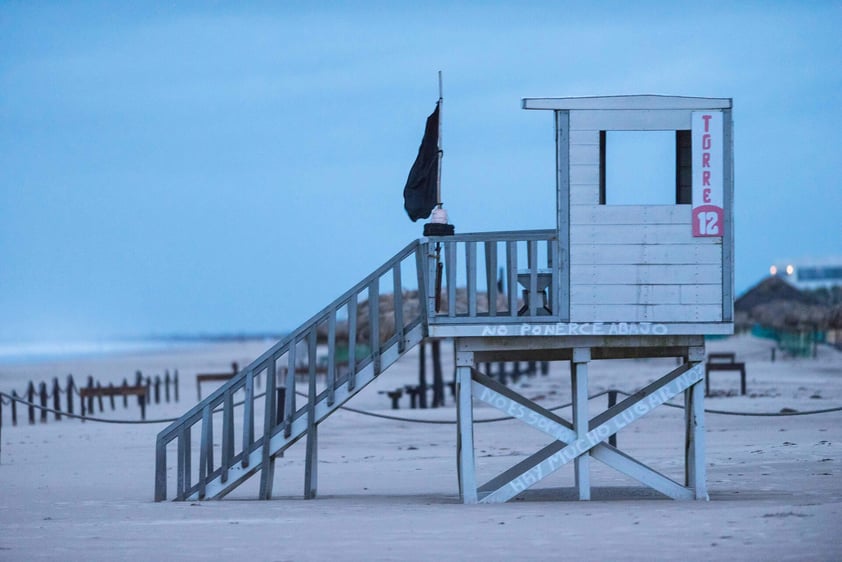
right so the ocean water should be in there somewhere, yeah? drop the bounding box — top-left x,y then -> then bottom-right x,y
0,339 -> 202,365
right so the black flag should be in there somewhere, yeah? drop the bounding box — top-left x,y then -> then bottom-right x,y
403,104 -> 440,222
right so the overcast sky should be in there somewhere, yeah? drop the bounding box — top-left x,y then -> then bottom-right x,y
1,1 -> 840,343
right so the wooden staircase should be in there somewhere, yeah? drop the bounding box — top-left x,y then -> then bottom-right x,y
154,240 -> 426,501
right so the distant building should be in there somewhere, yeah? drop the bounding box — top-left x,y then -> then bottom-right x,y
769,258 -> 842,291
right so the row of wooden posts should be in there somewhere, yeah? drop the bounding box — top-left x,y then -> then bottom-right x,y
0,370 -> 179,425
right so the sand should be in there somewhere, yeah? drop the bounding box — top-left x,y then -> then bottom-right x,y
1,334 -> 840,561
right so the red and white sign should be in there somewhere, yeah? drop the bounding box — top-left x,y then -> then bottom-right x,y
691,111 -> 724,237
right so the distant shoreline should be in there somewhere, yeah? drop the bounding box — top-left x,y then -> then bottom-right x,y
0,334 -> 284,365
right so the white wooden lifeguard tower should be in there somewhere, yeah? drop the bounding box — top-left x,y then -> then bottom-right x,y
155,95 -> 734,504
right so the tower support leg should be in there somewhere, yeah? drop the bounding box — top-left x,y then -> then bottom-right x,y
456,350 -> 477,504
685,367 -> 708,500
572,348 -> 590,500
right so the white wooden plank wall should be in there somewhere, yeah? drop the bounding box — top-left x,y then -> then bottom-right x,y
568,205 -> 723,323
569,130 -> 601,205
570,304 -> 723,323
569,109 -> 692,131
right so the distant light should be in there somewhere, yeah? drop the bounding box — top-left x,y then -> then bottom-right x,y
786,265 -> 795,275
770,265 -> 778,276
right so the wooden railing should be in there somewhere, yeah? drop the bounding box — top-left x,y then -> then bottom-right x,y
424,230 -> 559,323
154,240 -> 426,501
155,229 -> 562,501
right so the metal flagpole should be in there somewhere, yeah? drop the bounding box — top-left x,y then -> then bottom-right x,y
436,70 -> 443,207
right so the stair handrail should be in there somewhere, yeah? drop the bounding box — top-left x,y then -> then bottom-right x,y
156,238 -> 425,447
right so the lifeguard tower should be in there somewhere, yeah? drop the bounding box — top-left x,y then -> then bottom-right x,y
155,95 -> 734,504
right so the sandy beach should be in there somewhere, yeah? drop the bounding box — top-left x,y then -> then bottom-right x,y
1,334 -> 840,561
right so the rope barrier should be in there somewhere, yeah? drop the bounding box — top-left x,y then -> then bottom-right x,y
2,387 -> 841,430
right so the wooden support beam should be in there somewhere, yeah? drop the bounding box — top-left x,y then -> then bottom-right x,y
685,373 -> 708,500
456,351 -> 477,504
469,362 -> 704,503
572,348 -> 590,500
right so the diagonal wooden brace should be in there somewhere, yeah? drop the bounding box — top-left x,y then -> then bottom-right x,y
473,363 -> 704,503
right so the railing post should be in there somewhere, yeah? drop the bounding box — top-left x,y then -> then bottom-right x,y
155,435 -> 167,501
176,426 -> 191,501
198,405 -> 213,499
393,263 -> 405,353
415,242 -> 429,330
284,342 -> 297,438
304,329 -> 319,499
259,362 -> 277,499
507,241 -> 518,316
528,239 -> 538,317
427,242 -> 439,317
466,241 -> 477,317
347,297 -> 358,391
485,241 -> 498,316
241,369 -> 255,469
369,280 -> 380,374
445,240 -> 456,317
327,309 -> 337,406
221,389 -> 234,484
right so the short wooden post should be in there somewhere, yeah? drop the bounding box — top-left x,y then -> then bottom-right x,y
107,383 -> 116,410
66,375 -> 74,416
52,378 -> 61,421
174,370 -> 179,402
139,390 -> 147,421
418,341 -> 428,409
85,376 -> 95,414
95,383 -> 104,413
122,379 -> 130,408
164,371 -> 171,403
36,382 -> 47,422
27,382 -> 36,425
432,339 -> 444,407
11,391 -> 18,426
154,376 -> 161,404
